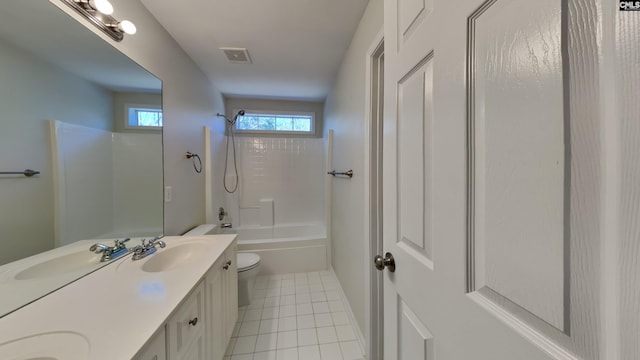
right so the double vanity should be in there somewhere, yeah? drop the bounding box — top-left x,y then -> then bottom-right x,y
0,234 -> 238,360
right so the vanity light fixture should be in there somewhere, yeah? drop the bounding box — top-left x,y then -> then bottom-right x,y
89,0 -> 113,15
117,20 -> 137,35
61,0 -> 137,42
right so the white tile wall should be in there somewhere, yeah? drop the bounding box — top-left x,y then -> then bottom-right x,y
228,137 -> 326,227
53,122 -> 114,245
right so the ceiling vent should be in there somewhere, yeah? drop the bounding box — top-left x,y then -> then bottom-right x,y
220,47 -> 252,64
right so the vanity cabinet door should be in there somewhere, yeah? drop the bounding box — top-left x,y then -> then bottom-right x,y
205,257 -> 226,360
132,327 -> 166,360
223,244 -> 238,342
178,334 -> 205,360
166,281 -> 205,360
205,242 -> 238,360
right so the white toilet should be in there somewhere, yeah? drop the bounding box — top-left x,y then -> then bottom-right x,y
237,252 -> 261,306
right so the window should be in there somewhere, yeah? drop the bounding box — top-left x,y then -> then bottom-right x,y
125,104 -> 163,129
234,110 -> 315,134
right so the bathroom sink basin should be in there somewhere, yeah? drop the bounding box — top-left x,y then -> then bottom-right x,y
13,251 -> 102,280
0,331 -> 90,360
141,242 -> 208,273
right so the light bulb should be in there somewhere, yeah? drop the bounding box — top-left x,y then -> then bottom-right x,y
89,0 -> 113,15
118,20 -> 137,35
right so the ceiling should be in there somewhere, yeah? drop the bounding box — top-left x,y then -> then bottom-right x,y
141,0 -> 369,101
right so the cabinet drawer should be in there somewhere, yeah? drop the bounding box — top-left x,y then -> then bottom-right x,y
166,281 -> 205,360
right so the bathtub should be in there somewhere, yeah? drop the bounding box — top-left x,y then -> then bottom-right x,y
184,224 -> 328,275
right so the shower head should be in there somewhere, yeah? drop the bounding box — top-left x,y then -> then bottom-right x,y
233,110 -> 245,122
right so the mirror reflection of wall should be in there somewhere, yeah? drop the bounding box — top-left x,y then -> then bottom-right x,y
0,1 -> 163,318
0,36 -> 163,264
0,35 -> 112,265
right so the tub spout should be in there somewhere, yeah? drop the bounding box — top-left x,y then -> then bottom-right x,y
221,223 -> 233,229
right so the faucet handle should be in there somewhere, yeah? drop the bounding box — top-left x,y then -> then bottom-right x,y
114,237 -> 130,249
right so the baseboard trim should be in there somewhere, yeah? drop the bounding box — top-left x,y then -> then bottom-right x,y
328,266 -> 368,359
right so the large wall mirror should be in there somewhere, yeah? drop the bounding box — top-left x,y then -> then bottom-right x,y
0,2 -> 163,317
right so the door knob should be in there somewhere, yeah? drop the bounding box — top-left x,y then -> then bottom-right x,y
374,252 -> 395,272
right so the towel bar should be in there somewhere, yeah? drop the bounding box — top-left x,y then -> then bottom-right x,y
327,170 -> 353,178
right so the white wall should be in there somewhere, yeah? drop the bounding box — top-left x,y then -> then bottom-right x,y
52,0 -> 227,235
51,122 -> 114,245
323,0 -> 383,336
0,37 -> 113,265
112,132 -> 163,235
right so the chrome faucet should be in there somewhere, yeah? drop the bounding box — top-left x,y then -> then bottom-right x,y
89,237 -> 130,262
131,236 -> 166,261
220,223 -> 233,229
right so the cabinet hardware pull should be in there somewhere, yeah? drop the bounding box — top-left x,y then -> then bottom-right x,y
189,317 -> 198,326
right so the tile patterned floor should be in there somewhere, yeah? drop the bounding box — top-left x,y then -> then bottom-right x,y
224,271 -> 365,360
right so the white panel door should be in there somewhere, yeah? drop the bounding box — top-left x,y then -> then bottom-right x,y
382,0 -> 613,359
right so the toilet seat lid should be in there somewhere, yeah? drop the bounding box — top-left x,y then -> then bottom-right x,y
237,253 -> 261,271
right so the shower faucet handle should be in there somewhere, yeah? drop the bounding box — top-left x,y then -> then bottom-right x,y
218,207 -> 227,221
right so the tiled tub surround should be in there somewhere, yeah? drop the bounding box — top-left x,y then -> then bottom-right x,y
51,120 -> 163,245
226,137 -> 326,227
224,271 -> 365,360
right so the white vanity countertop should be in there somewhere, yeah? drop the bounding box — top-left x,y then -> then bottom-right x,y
0,234 -> 236,360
